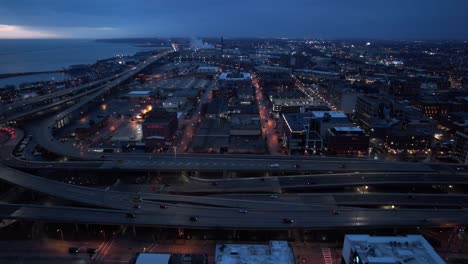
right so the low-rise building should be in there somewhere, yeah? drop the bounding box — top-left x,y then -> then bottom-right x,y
308,111 -> 353,138
453,130 -> 468,164
135,253 -> 207,264
75,115 -> 110,139
197,65 -> 220,74
326,127 -> 370,155
215,241 -> 294,264
281,113 -> 323,155
342,235 -> 444,264
142,109 -> 178,149
125,90 -> 153,103
162,97 -> 187,109
219,72 -> 251,84
269,91 -> 314,113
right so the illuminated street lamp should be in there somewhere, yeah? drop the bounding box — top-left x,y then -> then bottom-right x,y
56,228 -> 64,240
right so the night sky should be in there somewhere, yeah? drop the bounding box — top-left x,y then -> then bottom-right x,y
0,0 -> 467,39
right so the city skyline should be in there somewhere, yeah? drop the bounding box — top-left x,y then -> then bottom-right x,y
0,1 -> 467,262
0,0 -> 468,39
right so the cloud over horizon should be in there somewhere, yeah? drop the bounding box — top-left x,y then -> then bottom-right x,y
0,0 -> 467,39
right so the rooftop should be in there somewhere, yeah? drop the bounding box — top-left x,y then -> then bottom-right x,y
128,90 -> 152,95
329,127 -> 368,136
198,66 -> 220,70
343,235 -> 444,264
215,241 -> 294,264
136,253 -> 170,264
295,69 -> 340,76
219,72 -> 251,81
333,127 -> 365,132
310,111 -> 348,119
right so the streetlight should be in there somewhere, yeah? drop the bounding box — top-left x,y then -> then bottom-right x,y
100,230 -> 107,240
56,228 -> 64,240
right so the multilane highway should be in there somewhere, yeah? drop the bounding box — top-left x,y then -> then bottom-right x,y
164,172 -> 468,194
1,202 -> 468,229
0,51 -> 172,124
1,164 -> 468,229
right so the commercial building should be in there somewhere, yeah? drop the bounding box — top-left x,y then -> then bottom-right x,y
308,111 -> 353,138
354,95 -> 398,137
355,95 -> 436,153
215,241 -> 294,264
219,72 -> 251,82
269,91 -> 314,113
316,82 -> 362,114
162,97 -> 187,109
192,114 -> 265,154
125,90 -> 153,103
135,253 -> 207,264
326,127 -> 370,155
256,66 -> 293,87
192,119 -> 230,153
453,131 -> 468,164
281,113 -> 323,155
234,86 -> 255,105
280,111 -> 367,155
197,65 -> 220,74
342,235 -> 444,264
75,115 -> 110,139
142,109 -> 178,149
294,69 -> 340,81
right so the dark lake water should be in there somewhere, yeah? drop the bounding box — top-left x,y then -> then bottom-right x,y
0,39 -> 155,87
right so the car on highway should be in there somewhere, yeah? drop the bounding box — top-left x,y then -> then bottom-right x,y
133,204 -> 141,209
126,212 -> 136,218
332,210 -> 341,215
283,218 -> 294,224
293,164 -> 300,168
269,163 -> 279,168
160,205 -> 168,209
86,248 -> 97,254
68,247 -> 79,254
270,194 -> 278,199
239,209 -> 248,214
190,216 -> 198,222
339,164 -> 346,168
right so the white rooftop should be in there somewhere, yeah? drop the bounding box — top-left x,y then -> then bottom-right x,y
136,253 -> 170,264
219,72 -> 251,81
215,241 -> 294,264
198,66 -> 220,70
343,235 -> 445,264
333,127 -> 364,132
128,90 -> 151,95
311,111 -> 348,118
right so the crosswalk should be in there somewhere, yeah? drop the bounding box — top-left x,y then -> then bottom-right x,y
321,247 -> 333,264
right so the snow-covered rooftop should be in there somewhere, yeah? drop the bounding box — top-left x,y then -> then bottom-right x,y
215,241 -> 294,264
343,235 -> 445,264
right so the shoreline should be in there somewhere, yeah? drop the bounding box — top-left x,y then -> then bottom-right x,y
0,70 -> 68,80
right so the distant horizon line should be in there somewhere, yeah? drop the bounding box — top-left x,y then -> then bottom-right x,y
0,36 -> 467,42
